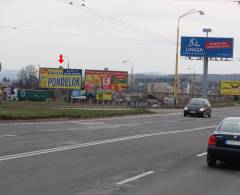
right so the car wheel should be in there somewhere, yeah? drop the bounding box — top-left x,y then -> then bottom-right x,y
202,112 -> 206,118
207,154 -> 216,167
208,112 -> 211,118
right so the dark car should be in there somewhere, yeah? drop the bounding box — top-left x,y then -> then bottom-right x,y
184,98 -> 212,118
207,117 -> 240,167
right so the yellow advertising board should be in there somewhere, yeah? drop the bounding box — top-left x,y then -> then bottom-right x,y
220,80 -> 240,96
96,92 -> 113,101
39,68 -> 82,89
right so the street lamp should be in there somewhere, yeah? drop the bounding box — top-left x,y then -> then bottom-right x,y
63,56 -> 70,69
122,60 -> 134,92
32,64 -> 40,89
188,67 -> 196,97
173,9 -> 204,105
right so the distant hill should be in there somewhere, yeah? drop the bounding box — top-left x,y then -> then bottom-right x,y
0,70 -> 18,81
135,73 -> 240,83
0,70 -> 239,83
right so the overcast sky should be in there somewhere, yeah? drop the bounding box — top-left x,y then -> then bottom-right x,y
0,0 -> 239,74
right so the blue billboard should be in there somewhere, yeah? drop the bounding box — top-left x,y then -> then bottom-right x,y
181,37 -> 234,58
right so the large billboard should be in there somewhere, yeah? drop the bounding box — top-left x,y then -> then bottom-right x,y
85,70 -> 128,93
181,37 -> 234,58
39,68 -> 82,89
220,80 -> 240,96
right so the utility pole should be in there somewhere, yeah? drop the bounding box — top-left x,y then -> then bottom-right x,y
188,67 -> 196,97
173,9 -> 204,105
202,28 -> 212,99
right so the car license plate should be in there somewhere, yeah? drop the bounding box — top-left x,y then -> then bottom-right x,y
190,111 -> 196,113
225,140 -> 240,146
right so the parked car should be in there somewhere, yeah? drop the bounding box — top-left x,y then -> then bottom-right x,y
7,89 -> 19,101
207,117 -> 240,166
151,103 -> 160,108
184,98 -> 212,118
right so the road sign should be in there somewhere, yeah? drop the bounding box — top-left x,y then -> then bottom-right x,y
181,37 -> 234,58
71,90 -> 87,99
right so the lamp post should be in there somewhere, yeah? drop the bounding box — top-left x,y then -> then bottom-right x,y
173,9 -> 204,105
122,60 -> 134,92
188,67 -> 196,97
63,56 -> 70,69
32,65 -> 40,89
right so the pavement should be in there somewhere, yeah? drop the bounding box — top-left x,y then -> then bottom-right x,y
0,107 -> 240,195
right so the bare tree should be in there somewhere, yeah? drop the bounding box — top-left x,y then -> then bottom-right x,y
16,65 -> 39,89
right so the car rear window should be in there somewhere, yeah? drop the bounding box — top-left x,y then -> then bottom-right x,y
218,122 -> 240,133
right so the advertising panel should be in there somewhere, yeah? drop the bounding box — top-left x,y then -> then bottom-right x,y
71,90 -> 87,99
181,37 -> 234,58
85,70 -> 128,93
96,92 -> 113,101
39,68 -> 82,89
17,89 -> 48,101
220,80 -> 240,96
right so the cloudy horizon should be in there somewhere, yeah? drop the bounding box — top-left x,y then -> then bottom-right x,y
0,0 -> 239,75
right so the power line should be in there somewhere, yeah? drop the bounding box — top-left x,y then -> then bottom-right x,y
0,25 -> 173,44
56,0 -> 175,44
171,0 -> 239,3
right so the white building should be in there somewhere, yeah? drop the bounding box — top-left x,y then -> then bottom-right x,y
147,83 -> 173,94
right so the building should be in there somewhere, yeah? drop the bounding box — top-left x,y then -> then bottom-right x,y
147,83 -> 173,94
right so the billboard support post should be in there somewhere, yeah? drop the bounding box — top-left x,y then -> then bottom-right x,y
181,34 -> 234,99
203,57 -> 209,99
202,28 -> 212,99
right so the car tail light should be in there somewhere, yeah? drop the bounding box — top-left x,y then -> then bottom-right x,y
208,135 -> 216,145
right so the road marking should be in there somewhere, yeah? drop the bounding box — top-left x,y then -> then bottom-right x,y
167,121 -> 177,123
0,125 -> 216,162
13,138 -> 55,145
116,171 -> 155,185
197,152 -> 207,157
0,135 -> 16,138
0,112 -> 182,126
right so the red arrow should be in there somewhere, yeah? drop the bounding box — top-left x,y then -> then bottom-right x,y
58,54 -> 64,64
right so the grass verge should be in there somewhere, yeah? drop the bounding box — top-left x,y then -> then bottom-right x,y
0,101 -> 152,120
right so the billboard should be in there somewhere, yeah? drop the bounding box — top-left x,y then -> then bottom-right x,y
39,68 -> 82,89
96,92 -> 113,101
220,80 -> 240,96
71,90 -> 87,99
85,70 -> 128,93
181,37 -> 234,58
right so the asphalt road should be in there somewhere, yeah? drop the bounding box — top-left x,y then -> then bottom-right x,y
1,107 -> 240,195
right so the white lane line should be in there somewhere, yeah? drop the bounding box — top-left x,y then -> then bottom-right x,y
197,152 -> 207,157
0,135 -> 16,138
167,121 -> 177,123
116,171 -> 155,185
13,138 -> 55,145
0,112 -> 182,126
0,125 -> 216,162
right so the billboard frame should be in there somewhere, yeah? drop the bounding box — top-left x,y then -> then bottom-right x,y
39,67 -> 82,90
181,36 -> 234,58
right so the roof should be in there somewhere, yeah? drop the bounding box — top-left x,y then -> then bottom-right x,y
223,117 -> 240,122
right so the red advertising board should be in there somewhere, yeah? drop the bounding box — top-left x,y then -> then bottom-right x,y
85,70 -> 128,92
